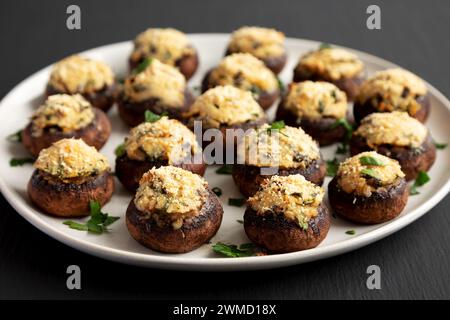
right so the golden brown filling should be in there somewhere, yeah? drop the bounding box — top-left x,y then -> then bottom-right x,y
34,138 -> 110,182
354,111 -> 427,149
295,47 -> 363,80
209,53 -> 279,97
337,151 -> 405,197
184,85 -> 265,129
31,94 -> 95,137
356,68 -> 427,115
134,166 -> 208,229
124,58 -> 186,105
228,26 -> 285,59
48,55 -> 114,94
248,174 -> 324,229
124,117 -> 200,164
284,81 -> 347,120
130,28 -> 195,66
237,124 -> 320,169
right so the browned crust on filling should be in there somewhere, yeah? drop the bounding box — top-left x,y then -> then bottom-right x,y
45,84 -> 117,113
232,159 -> 326,198
293,69 -> 363,101
276,100 -> 351,146
353,94 -> 430,125
117,89 -> 194,127
328,176 -> 408,224
349,134 -> 436,181
115,155 -> 207,193
201,69 -> 280,110
225,48 -> 287,74
126,189 -> 223,253
27,170 -> 115,217
21,108 -> 111,157
244,202 -> 330,253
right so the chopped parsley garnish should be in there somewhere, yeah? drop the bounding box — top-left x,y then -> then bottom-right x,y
319,43 -> 332,50
144,110 -> 167,123
359,156 -> 385,166
114,143 -> 126,157
330,118 -> 353,131
212,242 -> 258,257
434,141 -> 448,149
330,118 -> 354,155
228,198 -> 246,207
236,219 -> 244,224
346,230 -> 356,235
7,129 -> 22,143
318,100 -> 325,113
277,77 -> 285,92
132,57 -> 153,74
212,187 -> 222,197
63,200 -> 119,234
267,120 -> 287,136
361,168 -> 381,180
410,171 -> 430,195
326,158 -> 339,177
10,157 -> 34,167
215,164 -> 233,174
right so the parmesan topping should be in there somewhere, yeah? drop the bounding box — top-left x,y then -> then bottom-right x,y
238,124 -> 320,169
356,68 -> 427,115
337,151 -> 405,197
130,28 -> 195,66
48,55 -> 114,94
228,26 -> 286,59
34,139 -> 110,181
284,81 -> 348,120
134,166 -> 208,229
124,117 -> 200,164
354,111 -> 427,148
248,174 -> 324,228
295,47 -> 363,80
184,85 -> 265,128
124,59 -> 186,105
209,53 -> 279,96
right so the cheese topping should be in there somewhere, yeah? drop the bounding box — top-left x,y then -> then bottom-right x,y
124,117 -> 200,164
124,59 -> 186,105
31,94 -> 95,136
337,151 -> 405,197
356,68 -> 427,115
34,139 -> 110,181
284,81 -> 348,120
130,28 -> 195,66
354,111 -> 427,148
48,55 -> 114,94
296,47 -> 363,80
238,124 -> 320,169
248,174 -> 324,228
209,53 -> 279,96
228,26 -> 286,59
134,166 -> 208,229
184,85 -> 265,128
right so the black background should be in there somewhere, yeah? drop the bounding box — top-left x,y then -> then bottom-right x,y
0,0 -> 449,299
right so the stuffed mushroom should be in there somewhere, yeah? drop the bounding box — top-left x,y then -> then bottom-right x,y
276,81 -> 350,145
129,28 -> 198,80
202,53 -> 280,110
115,116 -> 205,192
233,123 -> 326,197
46,55 -> 116,112
225,26 -> 287,74
293,46 -> 364,100
350,111 -> 436,181
118,58 -> 194,127
22,94 -> 111,157
244,174 -> 330,253
328,151 -> 408,224
28,138 -> 114,217
353,68 -> 430,124
126,166 -> 223,253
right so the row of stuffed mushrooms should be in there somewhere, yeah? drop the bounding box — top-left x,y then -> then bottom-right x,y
19,26 -> 437,255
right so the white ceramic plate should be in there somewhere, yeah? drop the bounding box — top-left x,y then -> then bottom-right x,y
0,34 -> 449,271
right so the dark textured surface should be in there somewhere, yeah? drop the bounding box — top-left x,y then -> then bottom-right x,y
0,0 -> 449,299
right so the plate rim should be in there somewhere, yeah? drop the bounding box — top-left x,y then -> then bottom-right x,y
1,33 -> 449,271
